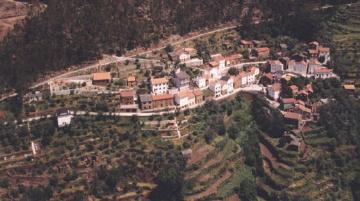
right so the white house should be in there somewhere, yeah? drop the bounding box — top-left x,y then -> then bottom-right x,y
288,60 -> 308,76
179,53 -> 191,62
175,90 -> 196,108
151,77 -> 169,95
56,108 -> 73,128
314,68 -> 336,79
318,47 -> 331,64
269,60 -> 284,73
267,83 -> 281,100
175,91 -> 189,108
209,81 -> 222,97
211,54 -> 226,69
308,59 -> 322,74
205,67 -> 221,80
220,76 -> 234,94
238,72 -> 249,87
194,76 -> 207,88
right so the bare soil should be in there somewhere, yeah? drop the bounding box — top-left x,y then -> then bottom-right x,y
0,0 -> 28,40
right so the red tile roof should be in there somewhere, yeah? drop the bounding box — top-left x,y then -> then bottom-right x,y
282,98 -> 296,104
151,77 -> 168,85
284,112 -> 302,121
93,72 -> 111,81
152,94 -> 173,101
314,68 -> 333,73
120,90 -> 135,97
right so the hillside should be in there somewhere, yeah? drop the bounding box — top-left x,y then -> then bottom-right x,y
318,2 -> 360,82
0,0 -> 28,40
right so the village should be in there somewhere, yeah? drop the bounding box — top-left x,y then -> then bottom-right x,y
19,37 -> 350,135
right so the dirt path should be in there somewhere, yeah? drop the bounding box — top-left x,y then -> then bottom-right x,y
186,171 -> 232,201
186,153 -> 223,180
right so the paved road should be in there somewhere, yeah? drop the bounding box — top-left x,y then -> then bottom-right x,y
12,84 -> 262,125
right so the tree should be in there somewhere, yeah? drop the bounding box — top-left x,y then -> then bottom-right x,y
228,67 -> 239,76
351,174 -> 360,201
149,164 -> 184,201
165,44 -> 174,53
238,177 -> 257,201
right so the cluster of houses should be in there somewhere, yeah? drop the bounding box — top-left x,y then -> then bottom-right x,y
267,41 -> 336,79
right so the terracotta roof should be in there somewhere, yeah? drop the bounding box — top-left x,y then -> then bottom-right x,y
176,91 -> 191,98
151,77 -> 168,85
282,98 -> 296,104
283,112 -> 302,121
225,54 -> 243,61
127,76 -> 136,82
240,40 -> 253,45
264,73 -> 273,80
296,100 -> 305,106
343,84 -> 356,90
120,90 -> 135,97
297,104 -> 312,113
256,47 -> 270,53
93,72 -> 111,81
152,94 -> 173,101
314,68 -> 333,74
193,89 -> 203,97
209,61 -> 219,67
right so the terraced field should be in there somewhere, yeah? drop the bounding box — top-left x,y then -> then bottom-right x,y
321,2 -> 360,81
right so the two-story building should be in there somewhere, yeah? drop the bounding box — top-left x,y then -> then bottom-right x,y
220,76 -> 234,95
151,77 -> 169,95
172,71 -> 190,89
268,60 -> 284,73
287,60 -> 308,76
56,108 -> 73,128
152,94 -> 174,109
92,72 -> 112,86
267,83 -> 281,100
209,81 -> 222,98
119,90 -> 136,105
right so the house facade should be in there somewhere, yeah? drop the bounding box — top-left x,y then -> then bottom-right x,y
209,81 -> 222,97
119,90 -> 135,105
152,94 -> 174,109
151,77 -> 169,95
287,60 -> 308,76
56,108 -> 73,128
267,83 -> 281,100
269,60 -> 284,73
172,71 -> 190,89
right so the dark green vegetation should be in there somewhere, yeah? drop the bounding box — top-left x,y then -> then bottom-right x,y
0,115 -> 185,200
317,2 -> 360,80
